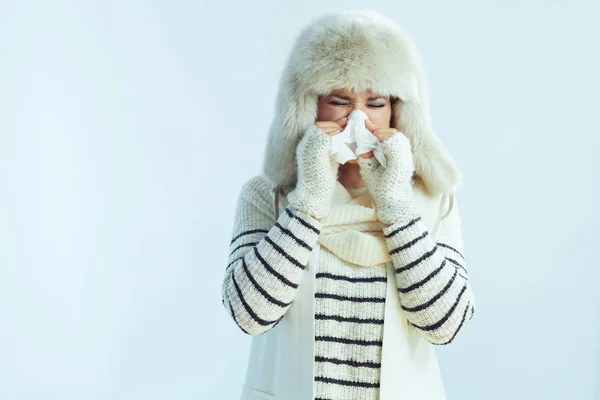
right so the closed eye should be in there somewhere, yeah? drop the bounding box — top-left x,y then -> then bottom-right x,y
329,101 -> 386,108
329,101 -> 350,106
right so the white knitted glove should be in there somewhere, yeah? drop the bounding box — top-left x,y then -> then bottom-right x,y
287,125 -> 340,219
357,132 -> 417,225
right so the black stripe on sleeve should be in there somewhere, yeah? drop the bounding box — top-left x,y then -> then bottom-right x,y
242,258 -> 292,308
395,247 -> 438,274
438,301 -> 471,345
275,222 -> 312,250
384,216 -> 421,239
253,247 -> 299,289
389,231 -> 429,255
285,207 -> 320,234
229,242 -> 257,256
437,242 -> 464,259
402,268 -> 458,313
232,268 -> 281,327
230,229 -> 269,245
446,257 -> 468,273
398,259 -> 447,294
225,295 -> 250,335
271,314 -> 285,330
226,257 -> 242,271
264,236 -> 306,269
410,285 -> 467,332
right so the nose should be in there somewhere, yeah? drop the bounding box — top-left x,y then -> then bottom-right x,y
347,102 -> 367,116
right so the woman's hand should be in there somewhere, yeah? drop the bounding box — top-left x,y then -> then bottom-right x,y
359,119 -> 398,159
314,117 -> 347,136
286,120 -> 345,219
357,120 -> 418,225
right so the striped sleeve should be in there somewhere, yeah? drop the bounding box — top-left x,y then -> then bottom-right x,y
221,175 -> 322,336
382,197 -> 475,345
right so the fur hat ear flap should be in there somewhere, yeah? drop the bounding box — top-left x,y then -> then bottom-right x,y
262,84 -> 319,192
395,101 -> 462,195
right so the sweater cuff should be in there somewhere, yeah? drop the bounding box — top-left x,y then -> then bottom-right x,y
380,204 -> 420,227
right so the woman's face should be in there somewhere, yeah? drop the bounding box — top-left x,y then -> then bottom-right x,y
316,88 -> 393,164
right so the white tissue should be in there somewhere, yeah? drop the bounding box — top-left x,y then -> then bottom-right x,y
330,110 -> 387,167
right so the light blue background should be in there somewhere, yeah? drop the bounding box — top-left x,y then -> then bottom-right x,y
1,1 -> 599,399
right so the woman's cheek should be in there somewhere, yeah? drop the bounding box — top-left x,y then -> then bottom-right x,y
317,106 -> 342,122
330,108 -> 349,122
369,108 -> 392,129
367,114 -> 390,129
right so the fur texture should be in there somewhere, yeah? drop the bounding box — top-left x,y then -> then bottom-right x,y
262,9 -> 462,196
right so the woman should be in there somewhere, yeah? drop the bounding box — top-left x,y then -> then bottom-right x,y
221,9 -> 475,400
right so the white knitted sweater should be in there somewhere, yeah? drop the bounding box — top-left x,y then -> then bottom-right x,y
222,175 -> 474,399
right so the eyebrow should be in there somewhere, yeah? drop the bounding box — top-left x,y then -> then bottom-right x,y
330,94 -> 387,101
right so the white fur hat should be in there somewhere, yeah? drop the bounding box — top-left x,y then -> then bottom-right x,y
262,9 -> 462,196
